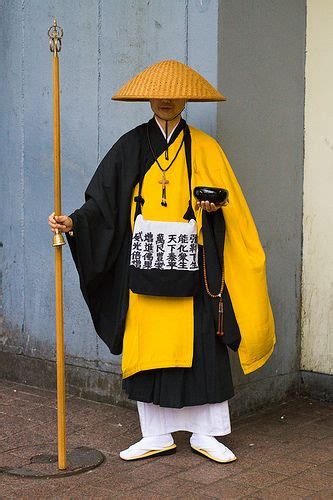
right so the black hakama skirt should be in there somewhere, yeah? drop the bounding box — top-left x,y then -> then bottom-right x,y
122,247 -> 235,408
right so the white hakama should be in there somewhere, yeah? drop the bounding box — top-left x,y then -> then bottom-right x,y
137,400 -> 231,437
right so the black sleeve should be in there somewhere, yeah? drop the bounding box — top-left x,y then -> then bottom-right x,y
65,145 -> 120,296
64,131 -> 140,355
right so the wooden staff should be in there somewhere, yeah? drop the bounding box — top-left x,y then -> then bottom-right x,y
48,18 -> 67,470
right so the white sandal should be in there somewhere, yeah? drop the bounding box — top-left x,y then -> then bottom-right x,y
119,435 -> 176,461
190,434 -> 237,463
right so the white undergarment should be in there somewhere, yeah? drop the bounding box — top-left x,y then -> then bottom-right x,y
137,400 -> 231,437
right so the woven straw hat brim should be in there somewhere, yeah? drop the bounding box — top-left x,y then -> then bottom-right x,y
112,60 -> 226,102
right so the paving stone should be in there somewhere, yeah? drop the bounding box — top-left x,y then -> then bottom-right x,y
140,474 -> 196,496
0,450 -> 29,469
239,496 -> 261,500
255,482 -> 316,498
153,447 -> 204,469
114,488 -> 176,499
233,468 -> 289,489
0,400 -> 55,420
259,456 -> 314,476
0,414 -> 39,440
305,487 -> 333,499
176,459 -> 248,484
58,483 -> 117,498
0,427 -> 57,455
0,395 -> 42,414
281,469 -> 333,491
123,460 -> 182,483
313,460 -> 333,476
319,415 -> 332,428
231,443 -> 283,467
256,434 -> 320,460
288,445 -> 333,465
312,436 -> 333,450
199,478 -> 260,498
2,478 -> 72,498
291,421 -> 333,440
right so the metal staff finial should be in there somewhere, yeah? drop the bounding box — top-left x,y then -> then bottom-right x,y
48,18 -> 63,55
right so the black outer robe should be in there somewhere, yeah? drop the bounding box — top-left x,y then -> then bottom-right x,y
66,117 -> 241,407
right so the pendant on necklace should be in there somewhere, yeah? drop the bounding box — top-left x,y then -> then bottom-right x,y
159,171 -> 169,207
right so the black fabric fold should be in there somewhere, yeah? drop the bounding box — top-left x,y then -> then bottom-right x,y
201,209 -> 241,351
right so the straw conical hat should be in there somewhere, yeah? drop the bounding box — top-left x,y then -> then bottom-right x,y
112,59 -> 226,102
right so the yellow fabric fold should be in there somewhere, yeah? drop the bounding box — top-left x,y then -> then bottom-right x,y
191,125 -> 276,374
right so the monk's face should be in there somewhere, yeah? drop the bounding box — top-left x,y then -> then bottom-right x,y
150,99 -> 186,121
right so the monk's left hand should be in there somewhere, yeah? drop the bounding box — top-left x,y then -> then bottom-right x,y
196,200 -> 223,212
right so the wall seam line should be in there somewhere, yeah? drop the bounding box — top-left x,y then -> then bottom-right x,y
184,0 -> 189,122
96,0 -> 103,364
299,0 -> 307,375
21,0 -> 26,342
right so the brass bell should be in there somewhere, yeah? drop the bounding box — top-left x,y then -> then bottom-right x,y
52,229 -> 66,247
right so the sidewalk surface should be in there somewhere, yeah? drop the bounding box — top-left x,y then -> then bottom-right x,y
0,378 -> 332,499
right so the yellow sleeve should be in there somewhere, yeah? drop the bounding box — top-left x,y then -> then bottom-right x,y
191,127 -> 276,375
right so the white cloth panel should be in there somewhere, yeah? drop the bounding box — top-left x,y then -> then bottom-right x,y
137,400 -> 231,437
130,214 -> 199,271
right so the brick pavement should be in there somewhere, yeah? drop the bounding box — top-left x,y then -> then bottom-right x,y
0,378 -> 332,498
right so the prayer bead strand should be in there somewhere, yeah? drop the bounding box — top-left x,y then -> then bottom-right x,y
202,244 -> 225,336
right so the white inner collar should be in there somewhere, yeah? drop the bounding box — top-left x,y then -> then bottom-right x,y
154,115 -> 180,143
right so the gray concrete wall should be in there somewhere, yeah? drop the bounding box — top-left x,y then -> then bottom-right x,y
0,0 -> 307,413
217,0 -> 306,408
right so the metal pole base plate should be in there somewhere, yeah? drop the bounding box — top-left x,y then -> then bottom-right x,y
0,446 -> 105,478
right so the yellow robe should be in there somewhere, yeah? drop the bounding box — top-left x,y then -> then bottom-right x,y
122,125 -> 276,378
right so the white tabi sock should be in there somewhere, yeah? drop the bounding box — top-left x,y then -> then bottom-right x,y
190,433 -> 236,462
119,433 -> 174,460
